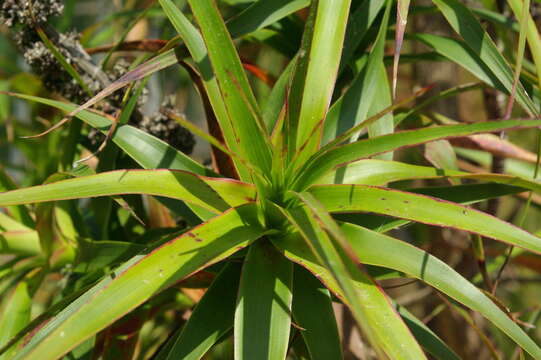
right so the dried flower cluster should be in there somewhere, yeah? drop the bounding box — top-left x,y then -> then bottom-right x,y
2,0 -> 195,154
138,102 -> 195,154
1,0 -> 63,27
1,0 -> 98,100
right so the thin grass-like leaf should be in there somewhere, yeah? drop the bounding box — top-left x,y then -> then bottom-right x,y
433,0 -> 537,115
227,0 -> 309,38
414,34 -> 506,99
508,0 -> 541,95
262,57 -> 296,133
393,0 -> 410,97
503,0 -> 530,118
22,49 -> 177,139
322,1 -> 391,151
396,305 -> 461,360
339,0 -> 386,73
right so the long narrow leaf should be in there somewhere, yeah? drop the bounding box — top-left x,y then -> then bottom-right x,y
318,159 -> 541,192
292,265 -> 342,360
414,34 -> 507,92
280,200 -> 426,359
157,263 -> 241,360
227,0 -> 309,38
340,223 -> 541,359
309,184 -> 541,254
187,0 -> 272,178
339,0 -> 386,73
10,204 -> 267,360
0,280 -> 33,360
508,0 -> 541,96
295,119 -> 541,189
158,0 -> 244,177
287,0 -> 352,165
396,305 -> 461,360
4,92 -> 212,175
323,1 -> 391,146
0,169 -> 255,214
433,0 -> 537,114
235,241 -> 293,360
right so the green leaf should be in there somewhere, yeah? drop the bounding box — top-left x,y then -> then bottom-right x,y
0,280 -> 32,360
323,1 -> 391,146
0,80 -> 9,120
3,92 -> 212,176
317,159 -> 541,193
396,305 -> 460,360
295,118 -> 541,189
0,169 -> 34,228
280,197 -> 426,360
339,0 -> 386,73
507,0 -> 541,99
393,0 -> 411,97
286,0 -> 352,165
414,34 -> 507,92
432,0 -> 537,115
10,204 -> 267,360
0,169 -> 255,215
157,0 -> 241,176
156,262 -> 241,360
235,241 -> 293,360
367,65 -> 394,161
292,266 -> 342,360
309,184 -> 541,255
75,239 -> 145,273
0,213 -> 41,256
262,57 -> 296,133
227,0 -> 309,38
339,222 -> 541,359
187,0 -> 273,178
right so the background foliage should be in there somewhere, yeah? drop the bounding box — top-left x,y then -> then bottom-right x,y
2,0 -> 541,359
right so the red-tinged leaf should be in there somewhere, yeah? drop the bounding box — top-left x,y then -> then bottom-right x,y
0,169 -> 255,215
9,204 -> 268,360
295,119 -> 541,190
309,184 -> 541,255
393,0 -> 410,98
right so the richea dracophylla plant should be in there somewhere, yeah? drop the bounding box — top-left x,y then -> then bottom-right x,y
3,0 -> 541,358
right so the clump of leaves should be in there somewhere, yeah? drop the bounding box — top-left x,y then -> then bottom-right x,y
2,0 -> 541,359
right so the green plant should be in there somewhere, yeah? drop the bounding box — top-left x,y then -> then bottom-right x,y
2,0 -> 541,359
